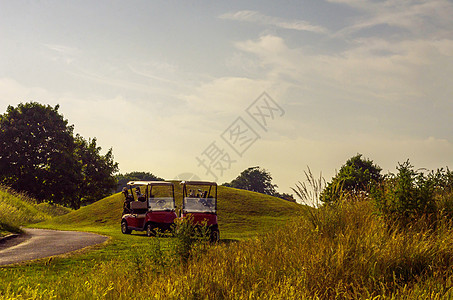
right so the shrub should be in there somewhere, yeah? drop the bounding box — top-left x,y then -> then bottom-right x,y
372,160 -> 436,226
171,215 -> 210,264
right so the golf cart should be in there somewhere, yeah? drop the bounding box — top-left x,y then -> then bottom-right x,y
121,181 -> 177,236
181,181 -> 219,242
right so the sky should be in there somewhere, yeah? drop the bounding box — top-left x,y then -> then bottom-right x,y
1,0 -> 452,196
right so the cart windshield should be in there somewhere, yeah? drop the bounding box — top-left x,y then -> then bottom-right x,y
183,197 -> 216,213
148,197 -> 175,211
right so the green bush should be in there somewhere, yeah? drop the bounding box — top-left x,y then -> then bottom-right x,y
372,160 -> 436,226
171,215 -> 210,264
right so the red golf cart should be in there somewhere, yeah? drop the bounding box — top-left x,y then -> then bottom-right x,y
121,181 -> 177,237
180,181 -> 219,242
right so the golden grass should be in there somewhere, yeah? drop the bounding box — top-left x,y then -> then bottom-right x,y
3,197 -> 453,299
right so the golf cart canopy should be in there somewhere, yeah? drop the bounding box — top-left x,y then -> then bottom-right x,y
180,181 -> 217,186
127,181 -> 172,186
181,180 -> 217,214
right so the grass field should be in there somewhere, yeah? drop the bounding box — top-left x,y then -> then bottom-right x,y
37,183 -> 303,239
0,184 -> 304,299
3,182 -> 453,299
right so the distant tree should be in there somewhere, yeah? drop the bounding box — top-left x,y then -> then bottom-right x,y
321,154 -> 382,203
274,192 -> 296,202
115,171 -> 164,192
0,102 -> 118,209
223,166 -> 277,196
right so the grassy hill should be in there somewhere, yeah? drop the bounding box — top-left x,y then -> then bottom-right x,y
40,183 -> 303,239
0,186 -> 71,236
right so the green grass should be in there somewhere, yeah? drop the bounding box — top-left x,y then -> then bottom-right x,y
0,184 -> 303,299
0,186 -> 71,236
2,183 -> 453,298
37,184 -> 303,239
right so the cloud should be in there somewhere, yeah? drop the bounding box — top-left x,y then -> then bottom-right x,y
43,43 -> 79,64
329,0 -> 453,38
219,10 -> 328,34
0,78 -> 52,110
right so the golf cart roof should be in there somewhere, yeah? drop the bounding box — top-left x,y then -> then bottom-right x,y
181,181 -> 217,186
127,181 -> 173,186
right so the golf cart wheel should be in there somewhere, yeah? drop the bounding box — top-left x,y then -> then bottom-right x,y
121,220 -> 131,234
146,223 -> 157,237
210,229 -> 220,243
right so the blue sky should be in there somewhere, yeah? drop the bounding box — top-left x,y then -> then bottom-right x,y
1,0 -> 452,195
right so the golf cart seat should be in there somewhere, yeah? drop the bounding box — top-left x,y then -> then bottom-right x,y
130,201 -> 148,210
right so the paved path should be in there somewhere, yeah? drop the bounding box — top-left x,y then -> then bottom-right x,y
0,228 -> 108,266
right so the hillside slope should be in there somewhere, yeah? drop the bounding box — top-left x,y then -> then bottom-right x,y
0,187 -> 71,236
43,184 -> 303,238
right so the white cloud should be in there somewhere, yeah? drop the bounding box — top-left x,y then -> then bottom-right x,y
330,0 -> 453,38
181,76 -> 271,115
219,10 -> 328,34
43,43 -> 79,64
0,78 -> 53,110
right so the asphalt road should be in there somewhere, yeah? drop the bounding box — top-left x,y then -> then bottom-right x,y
0,228 -> 108,266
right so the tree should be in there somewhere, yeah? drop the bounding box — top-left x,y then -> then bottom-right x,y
75,135 -> 119,205
223,166 -> 277,196
115,171 -> 164,192
0,102 -> 80,206
321,154 -> 382,203
274,192 -> 296,202
0,102 -> 118,209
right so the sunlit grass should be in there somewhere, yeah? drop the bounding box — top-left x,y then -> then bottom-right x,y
3,182 -> 453,298
0,186 -> 71,236
3,198 -> 453,299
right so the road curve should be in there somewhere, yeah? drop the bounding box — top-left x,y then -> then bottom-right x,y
0,228 -> 108,266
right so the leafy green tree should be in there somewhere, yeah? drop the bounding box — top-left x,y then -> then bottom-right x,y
0,102 -> 81,207
223,166 -> 277,196
0,102 -> 118,209
75,135 -> 118,205
115,171 -> 164,192
321,154 -> 382,203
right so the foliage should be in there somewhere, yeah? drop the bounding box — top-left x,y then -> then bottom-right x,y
372,160 -> 437,225
321,154 -> 382,203
171,215 -> 210,264
273,192 -> 296,202
0,221 -> 22,236
0,102 -> 118,208
115,171 -> 164,192
223,166 -> 278,196
74,135 -> 118,205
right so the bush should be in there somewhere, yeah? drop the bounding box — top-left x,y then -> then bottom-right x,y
171,215 -> 210,264
372,160 -> 436,226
